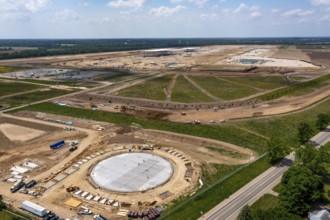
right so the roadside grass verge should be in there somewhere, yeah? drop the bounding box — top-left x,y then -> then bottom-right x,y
229,98 -> 330,149
190,76 -> 258,101
257,73 -> 330,101
0,80 -> 44,97
220,75 -> 290,90
1,89 -> 76,108
171,75 -> 213,103
161,154 -> 270,220
117,75 -> 173,101
273,183 -> 281,193
251,194 -> 279,211
201,163 -> 239,186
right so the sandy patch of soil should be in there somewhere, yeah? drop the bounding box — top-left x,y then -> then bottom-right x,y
0,123 -> 45,141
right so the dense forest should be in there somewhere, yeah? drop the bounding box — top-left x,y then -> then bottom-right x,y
0,38 -> 330,60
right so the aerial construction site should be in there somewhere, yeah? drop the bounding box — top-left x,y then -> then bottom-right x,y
0,43 -> 330,220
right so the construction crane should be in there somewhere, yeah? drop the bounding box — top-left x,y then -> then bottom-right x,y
131,123 -> 153,150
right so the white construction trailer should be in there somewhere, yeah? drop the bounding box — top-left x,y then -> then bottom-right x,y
21,201 -> 47,217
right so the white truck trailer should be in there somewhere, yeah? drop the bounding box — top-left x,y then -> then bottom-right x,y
21,201 -> 47,217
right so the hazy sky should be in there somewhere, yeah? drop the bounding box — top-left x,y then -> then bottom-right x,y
0,0 -> 330,38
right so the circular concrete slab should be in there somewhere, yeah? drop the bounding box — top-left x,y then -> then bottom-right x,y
90,153 -> 173,192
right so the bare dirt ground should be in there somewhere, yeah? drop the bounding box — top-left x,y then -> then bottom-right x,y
0,112 -> 254,219
270,46 -> 311,62
0,123 -> 45,141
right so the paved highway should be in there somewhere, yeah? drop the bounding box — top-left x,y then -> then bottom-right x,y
309,126 -> 330,148
200,127 -> 330,220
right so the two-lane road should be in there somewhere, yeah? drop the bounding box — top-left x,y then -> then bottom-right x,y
309,126 -> 330,148
200,126 -> 330,220
200,154 -> 294,220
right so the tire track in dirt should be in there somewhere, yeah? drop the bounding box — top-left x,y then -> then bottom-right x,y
165,74 -> 179,101
183,74 -> 221,102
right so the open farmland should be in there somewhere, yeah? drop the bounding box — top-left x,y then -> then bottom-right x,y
171,75 -> 213,103
0,80 -> 44,97
116,74 -> 173,101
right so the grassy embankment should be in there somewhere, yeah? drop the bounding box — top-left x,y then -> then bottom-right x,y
257,73 -> 330,101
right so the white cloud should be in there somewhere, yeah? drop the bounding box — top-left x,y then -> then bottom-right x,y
320,15 -> 330,21
55,9 -> 79,21
234,3 -> 261,18
234,3 -> 247,13
1,12 -> 30,21
108,0 -> 146,8
0,0 -> 50,13
79,2 -> 90,7
170,0 -> 207,7
149,5 -> 185,17
310,0 -> 330,5
200,13 -> 217,21
271,8 -> 280,14
250,11 -> 261,18
87,17 -> 113,24
282,9 -> 314,17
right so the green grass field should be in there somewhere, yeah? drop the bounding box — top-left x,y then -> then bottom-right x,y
0,66 -> 23,74
117,75 -> 172,101
190,76 -> 258,100
0,81 -> 44,97
220,75 -> 290,90
171,75 -> 213,103
0,89 -> 75,108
